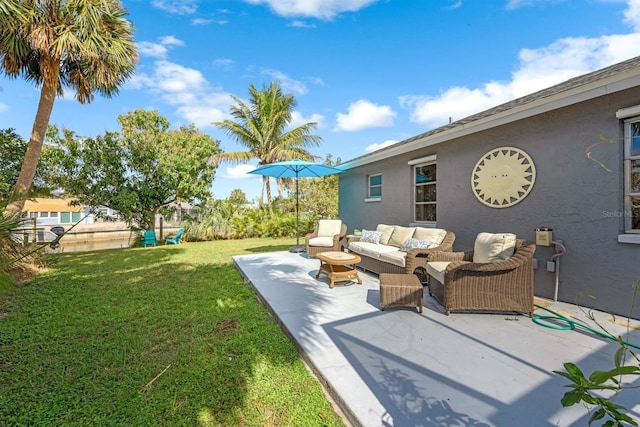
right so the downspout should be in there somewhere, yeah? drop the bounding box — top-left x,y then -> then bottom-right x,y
550,240 -> 566,301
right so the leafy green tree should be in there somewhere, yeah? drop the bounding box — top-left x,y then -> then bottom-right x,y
229,188 -> 248,205
278,154 -> 340,226
44,110 -> 221,230
0,129 -> 27,204
0,0 -> 137,215
211,82 -> 322,215
0,128 -> 55,204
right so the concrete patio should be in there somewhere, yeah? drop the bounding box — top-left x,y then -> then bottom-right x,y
233,251 -> 640,427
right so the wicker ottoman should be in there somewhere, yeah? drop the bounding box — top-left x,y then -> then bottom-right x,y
379,273 -> 423,313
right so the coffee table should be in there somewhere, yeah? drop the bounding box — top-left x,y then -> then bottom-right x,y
315,251 -> 362,289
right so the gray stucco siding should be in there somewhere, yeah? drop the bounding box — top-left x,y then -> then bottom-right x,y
339,87 -> 640,318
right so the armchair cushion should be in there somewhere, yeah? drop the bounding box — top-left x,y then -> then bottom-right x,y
376,224 -> 395,245
317,219 -> 343,237
473,232 -> 517,263
308,236 -> 336,247
388,226 -> 416,247
426,261 -> 452,284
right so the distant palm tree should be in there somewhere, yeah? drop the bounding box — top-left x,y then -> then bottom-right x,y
0,0 -> 138,215
212,82 -> 322,214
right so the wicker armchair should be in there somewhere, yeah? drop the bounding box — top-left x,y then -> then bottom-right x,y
305,220 -> 347,258
427,239 -> 536,316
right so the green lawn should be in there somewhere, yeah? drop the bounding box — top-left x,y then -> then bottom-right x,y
0,239 -> 346,426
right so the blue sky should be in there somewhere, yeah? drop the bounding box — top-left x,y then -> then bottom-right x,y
2,0 -> 640,202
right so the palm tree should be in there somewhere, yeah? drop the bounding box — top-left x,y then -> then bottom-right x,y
212,82 -> 322,214
0,0 -> 138,215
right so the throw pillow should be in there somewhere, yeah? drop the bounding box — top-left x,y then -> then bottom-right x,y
388,226 -> 417,247
376,224 -> 395,245
360,229 -> 382,244
399,238 -> 433,252
473,232 -> 517,263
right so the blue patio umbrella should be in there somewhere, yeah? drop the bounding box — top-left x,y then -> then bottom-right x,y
249,159 -> 343,252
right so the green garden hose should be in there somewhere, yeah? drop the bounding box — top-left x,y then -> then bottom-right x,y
532,304 -> 640,350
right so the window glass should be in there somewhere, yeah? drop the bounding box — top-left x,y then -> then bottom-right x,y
368,174 -> 382,198
50,212 -> 58,218
625,117 -> 640,231
61,212 -> 70,223
632,122 -> 640,157
632,159 -> 640,194
71,212 -> 82,222
414,162 -> 436,222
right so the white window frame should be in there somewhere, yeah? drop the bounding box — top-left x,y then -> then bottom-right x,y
623,117 -> 640,233
411,155 -> 437,224
366,173 -> 382,202
616,106 -> 640,243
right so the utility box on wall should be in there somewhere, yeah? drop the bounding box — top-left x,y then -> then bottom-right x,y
535,228 -> 553,246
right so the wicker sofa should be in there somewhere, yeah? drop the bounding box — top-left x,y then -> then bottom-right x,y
426,237 -> 536,316
346,224 -> 455,280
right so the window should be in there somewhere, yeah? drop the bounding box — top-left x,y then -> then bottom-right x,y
624,118 -> 640,232
414,162 -> 436,222
367,174 -> 382,200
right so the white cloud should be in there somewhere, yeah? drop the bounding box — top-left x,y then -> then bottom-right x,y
243,0 -> 379,20
261,69 -> 308,95
224,164 -> 258,179
0,102 -> 8,113
334,100 -> 396,132
151,0 -> 197,14
625,0 -> 640,31
214,58 -> 234,69
159,35 -> 184,47
137,42 -> 169,59
401,1 -> 640,130
366,139 -> 399,152
290,20 -> 317,28
290,111 -> 325,129
130,60 -> 232,128
137,36 -> 185,59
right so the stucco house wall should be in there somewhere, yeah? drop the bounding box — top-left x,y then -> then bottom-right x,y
338,59 -> 640,318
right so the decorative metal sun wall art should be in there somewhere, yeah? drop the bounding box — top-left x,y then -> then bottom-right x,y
471,146 -> 536,208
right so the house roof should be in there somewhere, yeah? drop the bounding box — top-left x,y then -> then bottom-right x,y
23,198 -> 84,212
339,55 -> 640,169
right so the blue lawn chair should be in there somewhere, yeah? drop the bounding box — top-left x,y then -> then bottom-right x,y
165,228 -> 184,245
142,230 -> 157,247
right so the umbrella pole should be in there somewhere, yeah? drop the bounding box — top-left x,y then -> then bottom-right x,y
289,172 -> 305,253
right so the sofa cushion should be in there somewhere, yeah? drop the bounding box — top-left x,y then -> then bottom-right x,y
413,227 -> 447,246
308,236 -> 335,247
376,224 -> 395,245
317,219 -> 342,237
379,250 -> 407,268
399,238 -> 433,252
360,229 -> 382,244
388,226 -> 416,247
349,241 -> 398,259
426,261 -> 451,284
473,232 -> 517,263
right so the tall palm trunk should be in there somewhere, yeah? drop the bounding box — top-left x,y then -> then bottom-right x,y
5,83 -> 57,216
264,176 -> 273,215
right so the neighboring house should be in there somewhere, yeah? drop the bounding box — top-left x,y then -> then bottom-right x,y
22,198 -> 122,225
338,56 -> 640,318
22,198 -> 87,225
